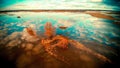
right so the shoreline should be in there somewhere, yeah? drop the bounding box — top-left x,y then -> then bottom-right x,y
0,10 -> 118,20
0,10 -> 120,13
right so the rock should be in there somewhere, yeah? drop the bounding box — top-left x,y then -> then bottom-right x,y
17,16 -> 21,18
59,26 -> 67,30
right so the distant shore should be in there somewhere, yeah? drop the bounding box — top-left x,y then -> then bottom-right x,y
0,10 -> 119,20
0,9 -> 120,13
85,11 -> 116,20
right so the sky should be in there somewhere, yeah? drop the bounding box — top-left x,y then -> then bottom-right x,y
0,0 -> 120,11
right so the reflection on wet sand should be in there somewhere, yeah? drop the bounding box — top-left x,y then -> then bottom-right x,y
0,22 -> 112,68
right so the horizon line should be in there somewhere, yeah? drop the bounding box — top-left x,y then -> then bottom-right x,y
0,9 -> 120,13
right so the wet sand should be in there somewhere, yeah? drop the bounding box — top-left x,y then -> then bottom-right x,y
0,31 -> 116,68
0,41 -> 105,68
85,11 -> 116,20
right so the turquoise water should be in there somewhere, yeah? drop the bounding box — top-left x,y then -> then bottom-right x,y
0,12 -> 120,47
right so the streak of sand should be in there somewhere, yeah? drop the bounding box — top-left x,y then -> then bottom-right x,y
69,40 -> 111,63
85,11 -> 116,20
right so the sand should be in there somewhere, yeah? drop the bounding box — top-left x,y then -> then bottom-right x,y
85,11 -> 116,20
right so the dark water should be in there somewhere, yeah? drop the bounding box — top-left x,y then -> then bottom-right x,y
0,11 -> 120,68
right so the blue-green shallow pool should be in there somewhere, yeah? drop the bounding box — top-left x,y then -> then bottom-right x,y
0,12 -> 120,47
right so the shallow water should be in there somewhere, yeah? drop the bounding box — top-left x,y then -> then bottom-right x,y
0,11 -> 120,68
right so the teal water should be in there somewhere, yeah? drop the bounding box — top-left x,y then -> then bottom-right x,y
0,12 -> 120,47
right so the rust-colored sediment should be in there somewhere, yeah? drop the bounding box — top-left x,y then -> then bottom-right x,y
85,11 -> 116,20
44,22 -> 56,38
59,26 -> 67,30
26,27 -> 36,36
